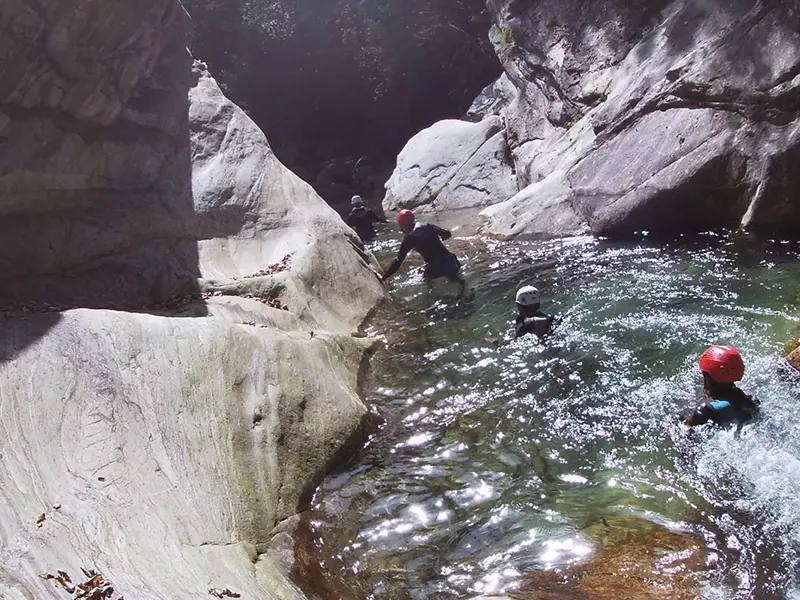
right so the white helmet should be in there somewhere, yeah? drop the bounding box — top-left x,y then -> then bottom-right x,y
351,195 -> 364,206
515,285 -> 540,306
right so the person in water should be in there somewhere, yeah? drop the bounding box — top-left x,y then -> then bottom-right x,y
684,345 -> 759,427
345,195 -> 387,243
514,285 -> 555,340
380,208 -> 466,292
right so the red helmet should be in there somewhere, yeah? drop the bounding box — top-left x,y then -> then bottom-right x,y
699,345 -> 745,383
396,209 -> 415,227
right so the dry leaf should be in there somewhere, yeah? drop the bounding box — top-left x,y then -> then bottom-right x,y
58,570 -> 72,583
209,589 -> 241,599
39,573 -> 54,580
35,513 -> 46,527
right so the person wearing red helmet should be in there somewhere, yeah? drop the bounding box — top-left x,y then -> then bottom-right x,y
683,345 -> 759,427
380,209 -> 465,291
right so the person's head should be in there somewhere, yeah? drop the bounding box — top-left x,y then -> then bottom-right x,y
699,345 -> 744,398
515,285 -> 541,316
396,209 -> 416,233
351,195 -> 364,207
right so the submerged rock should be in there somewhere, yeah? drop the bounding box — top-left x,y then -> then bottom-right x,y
514,517 -> 704,600
0,2 -> 384,600
787,344 -> 800,373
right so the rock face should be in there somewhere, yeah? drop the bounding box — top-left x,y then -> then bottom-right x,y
0,2 -> 384,600
0,0 -> 197,307
382,117 -> 517,220
387,0 -> 800,239
490,0 -> 800,238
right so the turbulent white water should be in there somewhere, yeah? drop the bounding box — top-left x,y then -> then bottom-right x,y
308,233 -> 800,599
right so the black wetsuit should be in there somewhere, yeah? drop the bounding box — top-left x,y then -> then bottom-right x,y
685,387 -> 759,427
515,312 -> 554,339
382,222 -> 463,282
346,207 -> 386,242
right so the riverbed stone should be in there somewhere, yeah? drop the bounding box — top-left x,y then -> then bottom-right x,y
787,345 -> 800,373
514,516 -> 703,600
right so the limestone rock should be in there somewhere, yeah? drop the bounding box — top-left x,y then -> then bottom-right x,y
0,308 -> 370,600
481,171 -> 587,239
482,0 -> 800,238
467,73 -> 516,121
390,0 -> 800,240
189,67 -> 384,333
0,2 -> 385,600
0,0 -> 197,307
382,117 -> 517,219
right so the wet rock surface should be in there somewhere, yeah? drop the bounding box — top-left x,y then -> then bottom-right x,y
511,517 -> 703,600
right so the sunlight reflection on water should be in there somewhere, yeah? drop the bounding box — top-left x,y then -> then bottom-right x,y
307,233 -> 800,599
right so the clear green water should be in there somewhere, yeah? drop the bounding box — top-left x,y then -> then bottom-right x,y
307,233 -> 800,599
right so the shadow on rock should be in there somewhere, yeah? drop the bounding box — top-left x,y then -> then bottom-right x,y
0,313 -> 63,362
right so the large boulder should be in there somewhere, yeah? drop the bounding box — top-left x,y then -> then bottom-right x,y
0,307 -> 370,600
382,117 -> 517,221
0,2 -> 385,600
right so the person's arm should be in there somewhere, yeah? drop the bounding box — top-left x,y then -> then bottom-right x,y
538,315 -> 556,339
514,316 -> 526,340
381,237 -> 412,281
345,211 -> 356,227
684,403 -> 713,427
431,224 -> 452,240
367,210 -> 388,224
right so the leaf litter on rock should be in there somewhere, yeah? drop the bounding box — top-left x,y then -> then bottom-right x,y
209,588 -> 241,598
41,568 -> 124,600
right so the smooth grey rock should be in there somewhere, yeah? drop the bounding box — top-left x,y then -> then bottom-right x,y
467,73 -> 516,121
408,0 -> 800,239
486,0 -> 800,238
482,171 -> 587,239
0,2 -> 386,600
383,117 -> 517,219
0,308 -> 371,600
0,0 -> 198,307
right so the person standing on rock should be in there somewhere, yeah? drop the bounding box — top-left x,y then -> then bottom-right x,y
380,209 -> 466,293
345,195 -> 387,243
683,345 -> 759,428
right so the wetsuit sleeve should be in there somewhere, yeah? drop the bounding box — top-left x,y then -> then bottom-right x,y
431,224 -> 452,240
514,316 -> 526,340
345,211 -> 356,227
382,236 -> 413,280
740,393 -> 760,421
367,210 -> 387,224
685,403 -> 714,427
